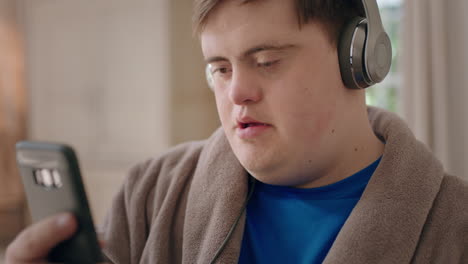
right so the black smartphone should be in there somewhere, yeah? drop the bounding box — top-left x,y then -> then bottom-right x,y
16,141 -> 104,264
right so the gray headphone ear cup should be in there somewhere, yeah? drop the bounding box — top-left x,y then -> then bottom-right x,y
205,64 -> 215,91
338,17 -> 369,89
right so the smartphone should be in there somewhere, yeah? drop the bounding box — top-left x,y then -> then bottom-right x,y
16,141 -> 104,264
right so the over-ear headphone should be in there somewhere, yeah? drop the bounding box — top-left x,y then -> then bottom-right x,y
204,0 -> 392,90
338,0 -> 392,89
206,64 -> 215,91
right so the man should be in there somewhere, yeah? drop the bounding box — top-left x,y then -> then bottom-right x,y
6,0 -> 468,263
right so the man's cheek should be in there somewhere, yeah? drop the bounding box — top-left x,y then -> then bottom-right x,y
284,106 -> 334,139
215,97 -> 229,120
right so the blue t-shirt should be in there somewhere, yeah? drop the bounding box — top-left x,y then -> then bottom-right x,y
238,157 -> 381,264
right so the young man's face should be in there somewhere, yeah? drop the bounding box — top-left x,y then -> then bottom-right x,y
201,0 -> 350,187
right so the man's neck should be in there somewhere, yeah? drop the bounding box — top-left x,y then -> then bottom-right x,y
295,109 -> 384,189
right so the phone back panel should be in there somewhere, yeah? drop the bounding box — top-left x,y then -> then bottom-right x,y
16,141 -> 103,263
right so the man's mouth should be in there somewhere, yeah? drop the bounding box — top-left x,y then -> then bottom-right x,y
235,117 -> 271,139
239,122 -> 270,129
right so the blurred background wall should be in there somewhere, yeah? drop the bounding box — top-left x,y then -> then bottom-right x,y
0,0 -> 219,251
20,0 -> 219,226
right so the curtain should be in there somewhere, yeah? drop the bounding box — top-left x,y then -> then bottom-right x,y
401,0 -> 468,179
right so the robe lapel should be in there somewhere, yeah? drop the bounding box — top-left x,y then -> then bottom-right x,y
182,128 -> 249,263
323,108 -> 445,263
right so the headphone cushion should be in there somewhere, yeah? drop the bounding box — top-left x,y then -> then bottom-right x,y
338,17 -> 367,89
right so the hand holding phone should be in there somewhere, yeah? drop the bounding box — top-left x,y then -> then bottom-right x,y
5,212 -> 78,264
10,141 -> 105,263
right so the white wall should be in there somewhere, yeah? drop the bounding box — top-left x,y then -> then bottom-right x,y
22,0 -> 171,169
168,1 -> 220,145
20,0 -> 172,224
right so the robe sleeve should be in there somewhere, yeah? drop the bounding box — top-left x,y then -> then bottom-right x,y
99,159 -> 156,264
96,140 -> 205,264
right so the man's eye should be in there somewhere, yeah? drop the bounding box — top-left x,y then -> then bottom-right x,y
257,60 -> 279,68
212,67 -> 231,74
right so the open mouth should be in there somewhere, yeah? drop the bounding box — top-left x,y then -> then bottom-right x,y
239,122 -> 269,129
236,119 -> 271,138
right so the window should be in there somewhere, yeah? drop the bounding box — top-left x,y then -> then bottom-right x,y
365,0 -> 403,112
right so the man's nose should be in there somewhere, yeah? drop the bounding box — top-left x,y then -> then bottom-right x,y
228,68 -> 262,105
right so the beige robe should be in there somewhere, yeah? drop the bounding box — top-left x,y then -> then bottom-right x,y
101,107 -> 468,263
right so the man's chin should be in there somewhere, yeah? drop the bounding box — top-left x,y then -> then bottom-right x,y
239,159 -> 280,182
245,172 -> 292,186
230,140 -> 283,175
238,159 -> 268,177
246,172 -> 308,187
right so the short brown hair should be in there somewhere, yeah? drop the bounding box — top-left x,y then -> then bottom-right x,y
193,0 -> 364,47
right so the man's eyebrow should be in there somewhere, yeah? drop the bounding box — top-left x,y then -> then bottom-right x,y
243,44 -> 297,57
204,44 -> 297,64
205,56 -> 228,64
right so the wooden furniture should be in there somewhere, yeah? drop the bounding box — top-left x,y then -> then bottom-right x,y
0,0 -> 28,243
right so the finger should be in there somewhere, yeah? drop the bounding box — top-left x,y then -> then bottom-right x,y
6,212 -> 77,262
96,231 -> 106,248
99,239 -> 106,248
